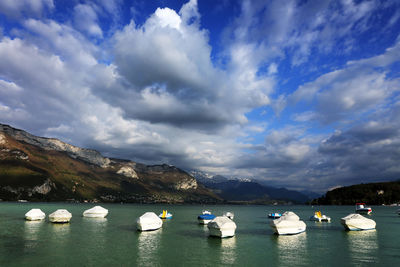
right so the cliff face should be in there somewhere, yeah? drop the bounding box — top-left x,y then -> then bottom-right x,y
0,124 -> 219,203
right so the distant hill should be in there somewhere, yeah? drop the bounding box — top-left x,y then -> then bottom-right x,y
0,124 -> 220,203
312,181 -> 400,205
191,171 -> 310,204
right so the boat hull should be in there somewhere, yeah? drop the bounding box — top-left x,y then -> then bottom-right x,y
159,212 -> 173,219
49,217 -> 71,223
268,213 -> 281,219
198,219 -> 212,225
310,216 -> 331,222
26,215 -> 45,221
271,224 -> 306,235
83,213 -> 108,218
137,222 -> 162,231
208,227 -> 235,238
198,214 -> 216,224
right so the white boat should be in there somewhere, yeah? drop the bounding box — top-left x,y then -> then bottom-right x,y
223,211 -> 234,220
355,203 -> 372,214
310,211 -> 331,222
270,211 -> 306,235
25,209 -> 46,221
49,209 -> 72,223
83,206 -> 108,218
341,213 -> 376,231
137,212 -> 163,231
207,216 -> 237,238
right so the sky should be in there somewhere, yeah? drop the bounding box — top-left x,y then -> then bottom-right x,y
0,0 -> 399,193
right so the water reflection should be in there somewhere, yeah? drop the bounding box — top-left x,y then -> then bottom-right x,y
24,220 -> 44,249
219,237 -> 237,265
82,217 -> 108,250
24,220 -> 43,241
51,223 -> 71,238
275,233 -> 308,266
346,230 -> 378,264
137,229 -> 162,267
82,217 -> 108,225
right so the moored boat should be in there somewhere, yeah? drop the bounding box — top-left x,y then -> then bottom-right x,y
198,210 -> 216,224
159,210 -> 173,219
137,212 -> 163,231
355,203 -> 372,214
223,211 -> 234,220
310,211 -> 331,222
25,209 -> 46,221
207,216 -> 237,238
270,211 -> 306,235
341,213 -> 376,231
268,212 -> 282,219
49,209 -> 72,223
83,206 -> 108,218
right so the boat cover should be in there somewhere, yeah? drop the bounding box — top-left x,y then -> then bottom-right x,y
25,209 -> 46,220
83,206 -> 108,217
341,213 -> 376,230
137,212 -> 163,230
49,209 -> 72,222
208,216 -> 236,231
198,214 -> 216,220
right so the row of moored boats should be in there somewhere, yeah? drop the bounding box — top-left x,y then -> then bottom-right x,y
25,206 -> 109,222
24,203 -> 391,237
268,203 -> 377,235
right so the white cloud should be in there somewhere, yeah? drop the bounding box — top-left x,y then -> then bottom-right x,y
0,0 -> 54,18
105,0 -> 271,130
289,40 -> 400,124
73,4 -> 103,38
0,0 -> 399,194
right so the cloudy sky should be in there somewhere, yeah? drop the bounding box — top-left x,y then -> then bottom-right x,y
0,0 -> 399,193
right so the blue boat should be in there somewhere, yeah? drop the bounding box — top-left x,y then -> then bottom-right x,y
198,211 -> 216,224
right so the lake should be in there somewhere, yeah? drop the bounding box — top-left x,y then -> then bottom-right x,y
0,203 -> 399,266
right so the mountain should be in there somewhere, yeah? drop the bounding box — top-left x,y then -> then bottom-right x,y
0,124 -> 220,203
190,170 -> 228,184
190,172 -> 310,204
299,190 -> 321,200
312,181 -> 400,205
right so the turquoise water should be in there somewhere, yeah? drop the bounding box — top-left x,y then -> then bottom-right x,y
0,203 -> 399,266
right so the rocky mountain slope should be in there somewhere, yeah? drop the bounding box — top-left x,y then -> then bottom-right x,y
0,124 -> 220,203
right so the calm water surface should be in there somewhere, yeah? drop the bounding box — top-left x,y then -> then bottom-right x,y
0,203 -> 399,266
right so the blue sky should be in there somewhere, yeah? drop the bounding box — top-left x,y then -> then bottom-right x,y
0,0 -> 399,193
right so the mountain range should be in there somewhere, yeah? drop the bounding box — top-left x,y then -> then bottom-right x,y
0,123 -> 219,203
190,171 -> 316,204
0,123 -> 317,204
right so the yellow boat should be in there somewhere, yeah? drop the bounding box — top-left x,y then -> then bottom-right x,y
159,210 -> 173,219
